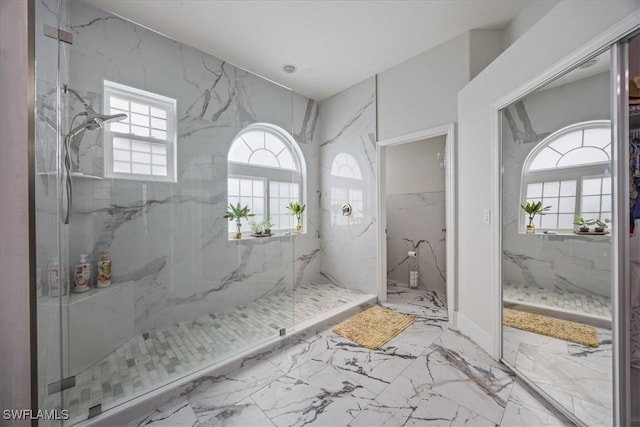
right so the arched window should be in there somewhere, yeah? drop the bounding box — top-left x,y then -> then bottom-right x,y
227,123 -> 305,234
330,153 -> 364,226
521,120 -> 612,231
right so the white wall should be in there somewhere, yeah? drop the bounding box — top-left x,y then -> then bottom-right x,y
501,0 -> 559,50
377,33 -> 469,141
0,0 -> 32,420
457,0 -> 640,355
386,136 -> 446,195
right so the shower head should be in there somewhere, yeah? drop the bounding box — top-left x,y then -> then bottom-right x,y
63,84 -> 127,137
66,107 -> 127,138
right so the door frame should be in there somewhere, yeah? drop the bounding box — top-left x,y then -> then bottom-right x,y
376,123 -> 457,324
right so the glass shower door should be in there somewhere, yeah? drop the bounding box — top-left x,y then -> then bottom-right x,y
52,1 -> 295,422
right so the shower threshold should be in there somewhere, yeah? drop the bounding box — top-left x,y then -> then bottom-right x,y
61,282 -> 376,426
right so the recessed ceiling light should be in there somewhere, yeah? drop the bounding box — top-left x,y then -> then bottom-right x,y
579,58 -> 598,69
282,64 -> 297,74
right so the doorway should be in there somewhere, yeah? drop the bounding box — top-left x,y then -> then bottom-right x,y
377,124 -> 456,323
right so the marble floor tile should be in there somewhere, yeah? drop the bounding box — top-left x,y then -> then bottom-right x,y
112,283 -> 574,427
499,381 -> 574,426
186,358 -> 284,421
125,398 -> 198,427
250,374 -> 374,427
196,397 -> 274,427
514,341 -> 612,410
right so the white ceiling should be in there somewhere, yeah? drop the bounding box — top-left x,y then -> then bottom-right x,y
85,0 -> 530,101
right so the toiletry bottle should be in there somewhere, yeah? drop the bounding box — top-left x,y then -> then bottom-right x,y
73,254 -> 91,293
96,250 -> 112,288
48,257 -> 60,297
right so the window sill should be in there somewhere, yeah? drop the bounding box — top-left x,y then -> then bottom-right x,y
518,230 -> 611,240
228,231 -> 306,242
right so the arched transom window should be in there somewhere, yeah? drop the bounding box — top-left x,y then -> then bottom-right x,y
521,120 -> 612,231
227,123 -> 305,233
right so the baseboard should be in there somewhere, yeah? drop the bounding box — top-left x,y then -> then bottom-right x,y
453,311 -> 496,358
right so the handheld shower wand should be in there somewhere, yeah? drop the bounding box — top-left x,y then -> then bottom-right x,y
62,85 -> 127,224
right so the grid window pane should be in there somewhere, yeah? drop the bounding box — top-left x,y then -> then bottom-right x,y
558,214 -> 574,229
113,150 -> 130,162
152,166 -> 167,176
582,195 -> 601,212
582,178 -> 602,195
540,214 -> 557,229
558,197 -> 576,213
132,163 -> 151,175
527,183 -> 543,198
227,177 -> 265,233
560,180 -> 577,196
543,181 -> 560,197
113,161 -> 130,173
106,82 -> 175,181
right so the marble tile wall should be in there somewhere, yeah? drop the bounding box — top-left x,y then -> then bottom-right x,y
502,72 -> 612,298
318,78 -> 378,295
62,1 -> 322,335
386,192 -> 446,294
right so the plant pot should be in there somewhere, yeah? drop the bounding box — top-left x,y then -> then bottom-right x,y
264,229 -> 271,235
295,224 -> 302,232
526,224 -> 535,233
235,222 -> 242,239
579,226 -> 589,232
595,228 -> 604,233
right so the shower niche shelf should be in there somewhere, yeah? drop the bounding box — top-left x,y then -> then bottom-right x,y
37,171 -> 102,180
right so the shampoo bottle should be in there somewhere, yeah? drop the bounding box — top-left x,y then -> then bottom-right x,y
96,250 -> 112,288
73,254 -> 91,293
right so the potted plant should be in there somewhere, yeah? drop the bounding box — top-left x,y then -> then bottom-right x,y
287,202 -> 306,232
250,219 -> 263,235
573,215 -> 594,233
224,203 -> 255,239
262,218 -> 274,235
594,218 -> 610,233
520,201 -> 550,233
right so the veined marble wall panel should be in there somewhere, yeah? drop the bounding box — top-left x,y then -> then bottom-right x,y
65,2 -> 321,334
318,78 -> 377,295
387,192 -> 446,294
502,72 -> 611,298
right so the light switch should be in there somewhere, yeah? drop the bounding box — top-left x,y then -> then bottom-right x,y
482,208 -> 491,225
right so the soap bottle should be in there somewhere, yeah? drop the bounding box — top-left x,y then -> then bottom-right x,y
96,250 -> 112,288
73,254 -> 91,293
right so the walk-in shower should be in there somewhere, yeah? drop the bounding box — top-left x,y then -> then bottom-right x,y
35,0 -> 378,424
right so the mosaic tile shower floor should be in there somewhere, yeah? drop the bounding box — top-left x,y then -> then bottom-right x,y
503,282 -> 611,319
56,282 -> 370,424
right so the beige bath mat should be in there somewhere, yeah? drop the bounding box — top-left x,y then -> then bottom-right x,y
332,305 -> 415,349
503,308 -> 599,348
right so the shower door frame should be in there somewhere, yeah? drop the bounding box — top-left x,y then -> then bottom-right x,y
492,12 -> 640,427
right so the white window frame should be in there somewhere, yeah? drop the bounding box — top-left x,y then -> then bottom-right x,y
227,123 -> 306,235
103,80 -> 177,182
520,120 -> 612,232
